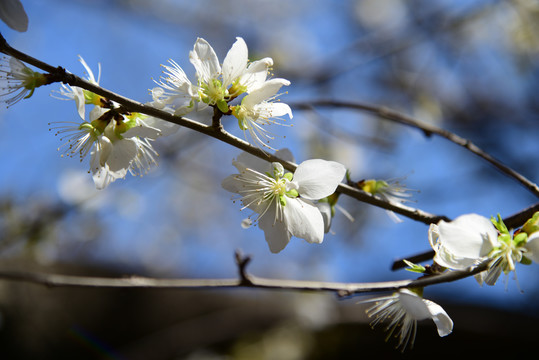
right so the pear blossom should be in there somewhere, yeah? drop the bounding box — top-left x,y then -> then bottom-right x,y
51,57 -> 177,189
152,37 -> 271,115
222,150 -> 346,253
231,78 -> 292,150
0,0 -> 28,32
151,59 -> 198,116
52,55 -> 104,119
362,289 -> 453,352
52,105 -> 166,189
151,37 -> 291,149
429,213 -> 538,286
0,56 -> 47,106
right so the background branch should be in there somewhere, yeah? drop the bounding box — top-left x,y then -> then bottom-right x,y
0,253 -> 490,295
291,100 -> 539,198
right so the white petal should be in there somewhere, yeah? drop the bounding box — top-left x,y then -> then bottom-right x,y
293,159 -> 346,200
424,299 -> 453,337
72,87 -> 86,120
258,206 -> 291,253
429,223 -> 479,270
243,78 -> 290,108
274,148 -> 295,163
123,123 -> 161,139
267,102 -> 293,119
0,0 -> 28,32
95,136 -> 113,167
221,174 -> 243,194
140,116 -> 179,136
283,198 -> 325,244
240,57 -> 273,91
437,214 -> 498,259
235,151 -> 272,174
90,138 -> 116,190
316,201 -> 332,233
524,232 -> 539,263
189,38 -> 220,83
222,37 -> 248,87
398,289 -> 431,321
106,139 -> 138,173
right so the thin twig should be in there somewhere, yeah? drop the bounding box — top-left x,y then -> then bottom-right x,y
291,100 -> 539,198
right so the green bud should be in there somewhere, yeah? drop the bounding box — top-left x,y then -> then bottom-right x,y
272,163 -> 285,178
217,99 -> 229,114
522,211 -> 539,235
237,117 -> 247,130
498,233 -> 511,245
283,172 -> 294,182
513,232 -> 528,247
279,195 -> 287,207
407,287 -> 424,297
403,259 -> 427,274
491,214 -> 509,234
286,189 -> 298,198
521,256 -> 533,265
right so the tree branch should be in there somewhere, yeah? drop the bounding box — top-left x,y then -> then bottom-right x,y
0,255 -> 490,295
291,100 -> 539,198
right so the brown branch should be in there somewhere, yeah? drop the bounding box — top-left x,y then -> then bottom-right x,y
291,100 -> 539,198
0,257 -> 490,295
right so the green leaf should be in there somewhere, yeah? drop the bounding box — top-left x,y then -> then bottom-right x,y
403,259 -> 426,273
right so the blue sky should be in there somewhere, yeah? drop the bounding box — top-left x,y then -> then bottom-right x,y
1,0 -> 538,316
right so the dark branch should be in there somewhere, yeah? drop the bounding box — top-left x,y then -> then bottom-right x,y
291,100 -> 539,198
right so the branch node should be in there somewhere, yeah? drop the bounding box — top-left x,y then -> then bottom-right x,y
234,249 -> 253,285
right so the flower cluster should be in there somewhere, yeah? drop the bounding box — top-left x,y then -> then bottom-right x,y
222,149 -> 346,253
51,56 -> 177,189
429,212 -> 539,286
152,37 -> 292,150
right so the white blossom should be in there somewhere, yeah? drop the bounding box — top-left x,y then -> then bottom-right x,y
222,150 -> 346,253
52,55 -> 102,119
0,56 -> 46,106
362,289 -> 453,352
429,213 -> 537,286
231,78 -> 292,150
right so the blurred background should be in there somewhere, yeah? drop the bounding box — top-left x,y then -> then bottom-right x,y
0,0 -> 538,358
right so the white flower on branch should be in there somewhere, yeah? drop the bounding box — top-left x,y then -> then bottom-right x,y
0,56 -> 47,106
222,150 -> 346,253
231,78 -> 292,150
52,55 -> 103,120
362,288 -> 453,352
429,213 -> 539,286
151,37 -> 291,149
51,56 -> 177,189
52,106 -> 167,189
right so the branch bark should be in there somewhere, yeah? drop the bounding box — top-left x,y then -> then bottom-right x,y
291,100 -> 539,198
